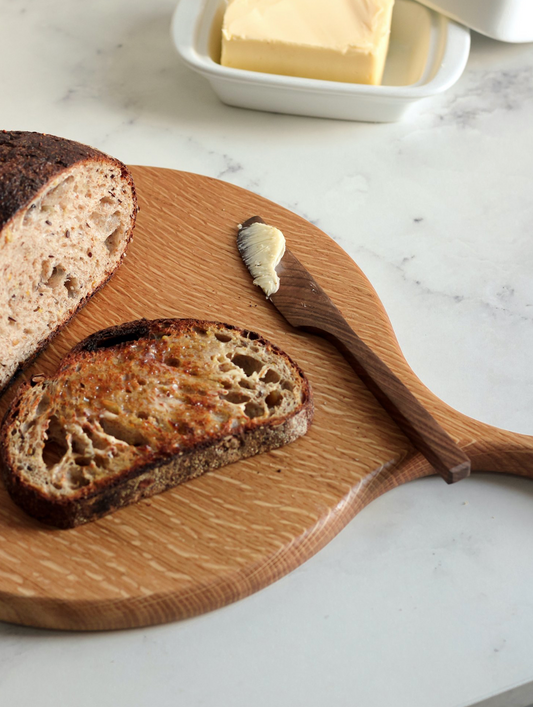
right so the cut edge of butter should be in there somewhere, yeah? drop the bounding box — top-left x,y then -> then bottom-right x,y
237,221 -> 286,298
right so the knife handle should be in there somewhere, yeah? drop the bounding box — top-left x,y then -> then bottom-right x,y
304,315 -> 471,484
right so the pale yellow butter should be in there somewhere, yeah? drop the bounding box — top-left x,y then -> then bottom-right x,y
220,0 -> 395,86
237,221 -> 286,297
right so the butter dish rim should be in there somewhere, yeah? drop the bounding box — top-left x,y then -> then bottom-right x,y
171,0 -> 471,122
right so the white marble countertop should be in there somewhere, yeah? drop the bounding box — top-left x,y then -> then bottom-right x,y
1,1 -> 533,706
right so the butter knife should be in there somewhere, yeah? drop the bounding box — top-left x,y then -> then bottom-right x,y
237,216 -> 471,484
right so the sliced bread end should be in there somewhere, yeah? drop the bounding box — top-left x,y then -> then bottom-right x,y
0,131 -> 138,394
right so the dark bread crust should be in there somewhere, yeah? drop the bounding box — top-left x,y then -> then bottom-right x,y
0,131 -> 138,396
0,319 -> 314,528
0,131 -> 136,229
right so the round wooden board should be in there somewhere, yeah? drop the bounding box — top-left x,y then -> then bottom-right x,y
1,167 -> 532,631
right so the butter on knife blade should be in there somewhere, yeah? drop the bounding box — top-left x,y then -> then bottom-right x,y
237,216 -> 286,297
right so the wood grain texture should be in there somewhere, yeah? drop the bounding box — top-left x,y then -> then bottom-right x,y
0,166 -> 532,631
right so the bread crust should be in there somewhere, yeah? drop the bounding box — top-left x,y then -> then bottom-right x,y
0,131 -> 138,395
0,319 -> 314,528
0,131 -> 136,230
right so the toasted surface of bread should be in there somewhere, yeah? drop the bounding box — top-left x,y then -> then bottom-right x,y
0,319 -> 313,528
0,131 -> 137,394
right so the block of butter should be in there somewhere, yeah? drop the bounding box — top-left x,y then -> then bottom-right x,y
220,0 -> 395,86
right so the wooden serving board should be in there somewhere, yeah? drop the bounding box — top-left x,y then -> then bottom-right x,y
1,167 -> 533,631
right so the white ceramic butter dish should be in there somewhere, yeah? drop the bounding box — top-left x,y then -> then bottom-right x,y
418,0 -> 533,43
171,0 -> 471,123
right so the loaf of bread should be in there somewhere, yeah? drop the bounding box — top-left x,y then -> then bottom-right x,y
0,131 -> 137,395
0,319 -> 313,528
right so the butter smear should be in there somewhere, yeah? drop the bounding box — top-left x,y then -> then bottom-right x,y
237,220 -> 286,297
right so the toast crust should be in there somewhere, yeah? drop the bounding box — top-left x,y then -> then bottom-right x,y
0,319 -> 313,528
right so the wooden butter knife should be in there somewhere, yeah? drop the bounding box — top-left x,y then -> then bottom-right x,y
238,216 -> 471,484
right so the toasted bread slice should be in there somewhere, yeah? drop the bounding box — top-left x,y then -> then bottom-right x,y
0,319 -> 313,528
0,131 -> 137,395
